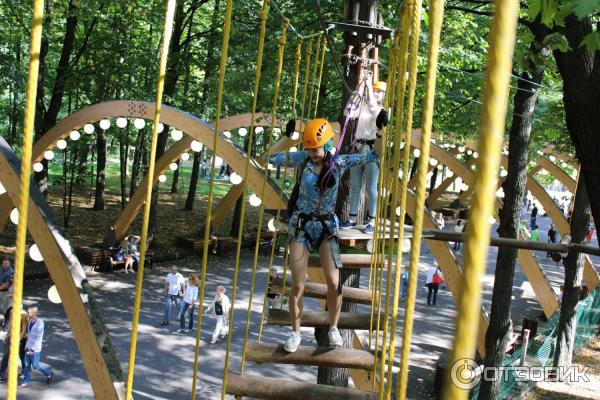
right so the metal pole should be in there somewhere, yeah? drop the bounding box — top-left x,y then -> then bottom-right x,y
519,328 -> 530,367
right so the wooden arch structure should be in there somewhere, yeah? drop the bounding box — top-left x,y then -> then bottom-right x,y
0,136 -> 122,399
0,102 -> 293,235
411,136 -> 599,293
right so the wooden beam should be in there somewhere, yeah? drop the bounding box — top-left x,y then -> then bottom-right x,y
268,309 -> 378,330
0,137 -> 122,399
271,277 -> 375,304
226,373 -> 377,400
537,157 -> 576,193
308,253 -> 381,268
245,341 -> 375,369
210,183 -> 245,230
517,250 -> 560,318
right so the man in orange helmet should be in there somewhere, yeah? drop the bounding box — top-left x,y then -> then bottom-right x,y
340,80 -> 388,234
270,118 -> 382,353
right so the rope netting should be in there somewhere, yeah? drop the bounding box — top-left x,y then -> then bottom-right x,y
469,288 -> 600,399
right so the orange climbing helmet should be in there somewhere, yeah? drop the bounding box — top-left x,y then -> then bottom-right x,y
373,81 -> 387,92
303,118 -> 335,149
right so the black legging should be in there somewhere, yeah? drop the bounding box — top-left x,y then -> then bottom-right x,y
427,283 -> 439,305
0,337 -> 26,377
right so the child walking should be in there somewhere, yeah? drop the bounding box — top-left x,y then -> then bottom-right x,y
269,118 -> 382,352
204,286 -> 230,344
178,274 -> 199,333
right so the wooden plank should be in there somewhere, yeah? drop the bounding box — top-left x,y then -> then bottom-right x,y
271,277 -> 375,305
210,183 -> 245,229
267,309 -> 379,330
308,253 -> 382,268
226,373 -> 377,400
245,341 -> 375,369
517,250 -> 560,318
0,137 -> 122,399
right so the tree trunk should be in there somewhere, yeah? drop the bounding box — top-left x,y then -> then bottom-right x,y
35,0 -> 79,195
553,15 -> 600,238
171,159 -> 180,194
130,127 -> 146,197
229,194 -> 244,238
478,23 -> 547,400
429,167 -> 438,193
119,130 -> 127,209
553,176 -> 590,369
185,150 -> 202,210
65,145 -> 78,228
93,128 -> 107,211
185,0 -> 222,210
9,38 -> 21,146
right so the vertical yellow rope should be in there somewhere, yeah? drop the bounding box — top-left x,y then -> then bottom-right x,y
126,2 -> 177,398
397,1 -> 444,399
384,0 -> 424,397
375,9 -> 413,398
191,0 -> 234,397
258,34 -> 301,341
312,36 -> 327,118
444,1 -> 519,399
369,28 -> 401,388
299,37 -> 314,122
240,18 -> 288,373
219,2 -> 269,398
306,35 -> 322,120
6,2 -> 43,398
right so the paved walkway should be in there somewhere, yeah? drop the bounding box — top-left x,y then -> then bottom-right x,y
0,209 -> 596,399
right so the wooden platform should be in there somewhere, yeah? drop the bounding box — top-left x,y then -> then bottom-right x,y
268,309 -> 379,330
271,277 -> 375,304
226,373 -> 377,400
245,341 -> 375,369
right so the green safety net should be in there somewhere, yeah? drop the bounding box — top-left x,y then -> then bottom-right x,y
469,287 -> 600,399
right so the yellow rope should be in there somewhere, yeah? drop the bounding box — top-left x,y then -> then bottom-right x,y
312,35 -> 327,118
191,0 -> 234,397
306,35 -> 322,120
126,2 -> 177,398
6,2 -> 43,398
397,1 -> 444,399
369,28 -> 401,388
299,37 -> 314,122
444,1 -> 519,398
383,0 -> 423,396
375,24 -> 408,390
240,17 -> 288,373
219,1 -> 269,397
258,35 -> 302,341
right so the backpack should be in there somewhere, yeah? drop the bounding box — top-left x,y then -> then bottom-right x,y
286,158 -> 309,218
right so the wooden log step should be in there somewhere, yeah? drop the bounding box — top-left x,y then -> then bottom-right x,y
308,253 -> 383,268
245,341 -> 375,369
268,309 -> 379,330
226,373 -> 377,400
270,277 -> 375,305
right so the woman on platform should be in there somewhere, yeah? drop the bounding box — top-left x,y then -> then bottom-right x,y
269,118 -> 382,353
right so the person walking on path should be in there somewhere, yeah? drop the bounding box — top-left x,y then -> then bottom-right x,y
531,225 -> 540,242
178,274 -> 199,333
161,266 -> 185,326
0,307 -> 28,382
21,307 -> 52,388
547,224 -> 558,257
401,270 -> 409,301
530,204 -> 538,229
425,265 -> 444,306
453,219 -> 464,251
0,257 -> 14,314
435,212 -> 445,230
204,286 -> 230,344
